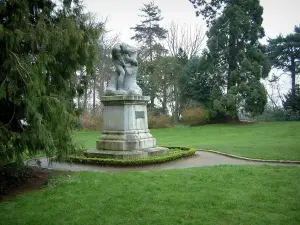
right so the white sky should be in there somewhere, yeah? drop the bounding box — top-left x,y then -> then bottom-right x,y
83,0 -> 300,43
83,0 -> 300,105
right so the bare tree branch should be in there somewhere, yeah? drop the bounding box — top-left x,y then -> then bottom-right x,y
166,21 -> 205,59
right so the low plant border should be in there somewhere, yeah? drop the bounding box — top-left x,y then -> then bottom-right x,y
68,147 -> 196,166
197,149 -> 300,164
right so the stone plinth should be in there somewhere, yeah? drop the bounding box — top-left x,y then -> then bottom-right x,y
84,95 -> 168,159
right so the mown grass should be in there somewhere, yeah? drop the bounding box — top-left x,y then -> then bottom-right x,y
73,122 -> 300,160
1,165 -> 299,225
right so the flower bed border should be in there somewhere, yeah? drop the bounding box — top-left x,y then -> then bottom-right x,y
68,147 -> 196,166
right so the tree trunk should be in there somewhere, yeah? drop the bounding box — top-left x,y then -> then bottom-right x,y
150,93 -> 155,112
149,34 -> 155,112
162,76 -> 167,114
291,56 -> 296,97
83,88 -> 88,110
97,77 -> 105,116
149,35 -> 153,62
98,77 -> 105,98
226,22 -> 239,121
92,77 -> 96,115
227,25 -> 238,92
173,85 -> 179,124
77,96 -> 81,109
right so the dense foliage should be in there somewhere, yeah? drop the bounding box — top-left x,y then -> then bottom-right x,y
179,56 -> 213,108
0,0 -> 102,164
189,0 -> 270,121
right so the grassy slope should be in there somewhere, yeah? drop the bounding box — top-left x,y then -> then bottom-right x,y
1,166 -> 299,225
73,122 -> 300,160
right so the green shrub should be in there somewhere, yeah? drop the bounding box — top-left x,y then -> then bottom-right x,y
182,107 -> 209,126
72,144 -> 87,157
148,112 -> 172,129
68,147 -> 195,166
0,164 -> 34,195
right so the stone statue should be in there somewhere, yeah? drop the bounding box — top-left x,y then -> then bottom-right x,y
105,42 -> 142,96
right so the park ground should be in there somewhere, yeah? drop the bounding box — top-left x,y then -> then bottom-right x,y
1,122 -> 299,225
74,121 -> 300,161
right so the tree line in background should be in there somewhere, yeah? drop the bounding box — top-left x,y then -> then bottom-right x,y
0,0 -> 299,163
82,0 -> 299,130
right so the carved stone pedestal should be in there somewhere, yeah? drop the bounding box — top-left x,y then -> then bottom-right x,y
84,95 -> 168,159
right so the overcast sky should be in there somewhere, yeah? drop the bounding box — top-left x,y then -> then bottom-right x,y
83,0 -> 300,104
83,0 -> 300,43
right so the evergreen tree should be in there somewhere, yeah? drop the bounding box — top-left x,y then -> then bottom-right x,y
180,56 -> 213,108
190,0 -> 270,120
0,0 -> 102,164
131,1 -> 167,110
176,48 -> 188,65
267,25 -> 300,97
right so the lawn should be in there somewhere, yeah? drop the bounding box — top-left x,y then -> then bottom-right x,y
73,122 -> 300,160
1,165 -> 299,225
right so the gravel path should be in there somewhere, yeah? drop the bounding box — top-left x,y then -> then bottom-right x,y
25,151 -> 300,172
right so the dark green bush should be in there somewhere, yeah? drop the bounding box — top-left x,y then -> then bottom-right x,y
68,147 -> 195,166
0,163 -> 34,195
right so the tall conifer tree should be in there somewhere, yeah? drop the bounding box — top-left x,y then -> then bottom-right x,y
268,25 -> 300,97
0,0 -> 102,164
190,0 -> 270,120
131,1 -> 167,110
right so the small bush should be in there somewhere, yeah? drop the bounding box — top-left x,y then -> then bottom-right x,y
72,144 -> 87,157
68,147 -> 195,166
80,112 -> 103,131
182,107 -> 209,126
148,112 -> 172,129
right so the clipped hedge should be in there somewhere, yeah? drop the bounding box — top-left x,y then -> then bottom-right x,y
68,147 -> 195,167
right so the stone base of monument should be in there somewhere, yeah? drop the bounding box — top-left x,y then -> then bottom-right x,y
84,95 -> 168,160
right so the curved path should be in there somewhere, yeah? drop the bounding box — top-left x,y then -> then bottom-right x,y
26,151 -> 300,173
